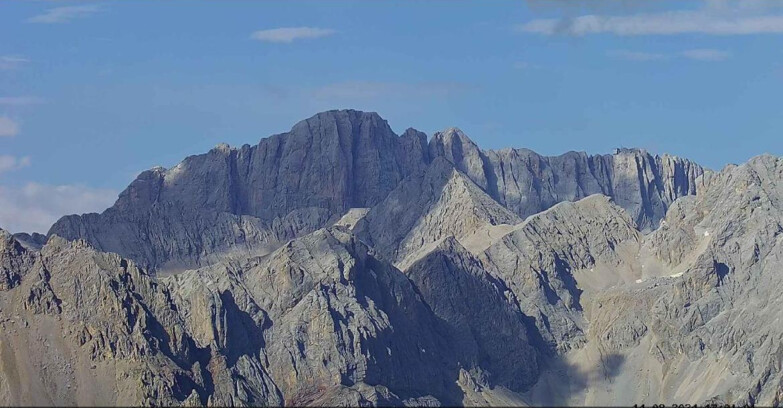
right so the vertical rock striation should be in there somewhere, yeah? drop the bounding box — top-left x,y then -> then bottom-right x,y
48,110 -> 430,271
430,128 -> 705,231
47,110 -> 702,273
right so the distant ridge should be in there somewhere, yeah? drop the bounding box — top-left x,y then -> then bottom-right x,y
49,109 -> 703,271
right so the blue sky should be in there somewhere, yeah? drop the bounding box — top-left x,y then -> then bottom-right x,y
2,0 -> 783,233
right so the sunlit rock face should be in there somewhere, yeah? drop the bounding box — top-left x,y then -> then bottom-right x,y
49,110 -> 701,272
10,110 -> 782,406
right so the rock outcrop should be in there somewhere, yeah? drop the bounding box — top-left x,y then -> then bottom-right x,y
47,110 -> 701,272
431,128 -> 705,231
516,155 -> 783,406
479,195 -> 642,353
49,111 -> 430,271
7,109 -> 782,407
405,237 -> 539,392
0,225 -> 547,406
0,229 -> 37,291
353,157 -> 520,267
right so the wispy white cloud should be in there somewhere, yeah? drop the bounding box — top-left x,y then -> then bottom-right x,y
0,56 -> 29,70
0,155 -> 31,175
512,61 -> 544,70
250,27 -> 336,43
312,81 -> 471,100
0,117 -> 20,137
0,96 -> 44,106
680,48 -> 732,61
0,182 -> 117,234
607,50 -> 669,61
27,5 -> 101,24
517,11 -> 783,36
606,49 -> 731,63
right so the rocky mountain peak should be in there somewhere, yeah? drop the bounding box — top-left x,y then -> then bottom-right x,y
429,127 -> 491,190
48,110 -> 703,271
48,110 -> 430,270
4,108 -> 783,406
0,228 -> 37,291
288,109 -> 392,139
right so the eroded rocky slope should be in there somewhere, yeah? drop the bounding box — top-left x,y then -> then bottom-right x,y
2,110 -> 781,406
430,127 -> 704,232
49,110 -> 702,272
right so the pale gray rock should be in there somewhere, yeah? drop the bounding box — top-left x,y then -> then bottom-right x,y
521,155 -> 783,406
354,157 -> 520,266
405,237 -> 539,392
0,220 -> 559,406
48,110 -> 703,273
16,109 -> 781,407
479,195 -> 642,353
431,128 -> 704,231
49,110 -> 430,271
0,229 -> 37,291
629,154 -> 783,406
0,233 -> 229,406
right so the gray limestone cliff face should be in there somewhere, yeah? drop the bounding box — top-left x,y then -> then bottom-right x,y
46,110 -> 703,272
0,233 -> 228,406
430,128 -> 704,231
4,152 -> 783,406
48,110 -> 430,271
1,229 -> 38,291
405,237 -> 539,392
353,157 -> 521,266
479,195 -> 642,353
624,155 -> 783,406
164,227 -> 463,406
0,225 -> 547,406
11,107 -> 783,407
513,155 -> 783,406
11,232 -> 47,251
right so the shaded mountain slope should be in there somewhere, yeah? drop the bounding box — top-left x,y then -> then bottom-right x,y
430,127 -> 704,231
0,225 -> 547,406
49,111 -> 430,271
47,110 -> 702,273
11,109 -> 782,407
353,157 -> 521,267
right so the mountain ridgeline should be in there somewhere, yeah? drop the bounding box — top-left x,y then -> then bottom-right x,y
49,110 -> 703,272
7,109 -> 780,406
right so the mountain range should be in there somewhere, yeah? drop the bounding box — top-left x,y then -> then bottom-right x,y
1,109 -> 779,406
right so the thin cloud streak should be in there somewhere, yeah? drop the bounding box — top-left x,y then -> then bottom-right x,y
0,56 -> 29,70
606,49 -> 731,63
0,97 -> 45,106
250,27 -> 336,43
0,155 -> 31,176
0,117 -> 20,137
513,61 -> 543,70
607,50 -> 668,61
27,5 -> 101,24
517,11 -> 783,36
680,49 -> 732,61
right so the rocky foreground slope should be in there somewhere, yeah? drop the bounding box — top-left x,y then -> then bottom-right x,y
1,110 -> 780,406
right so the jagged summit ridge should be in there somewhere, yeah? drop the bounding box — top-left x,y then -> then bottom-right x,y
48,109 -> 702,271
1,108 -> 783,406
433,127 -> 705,230
48,110 -> 430,270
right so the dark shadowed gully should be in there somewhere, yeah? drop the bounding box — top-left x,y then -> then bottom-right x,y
1,110 -> 781,406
